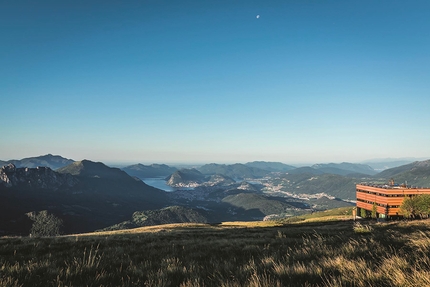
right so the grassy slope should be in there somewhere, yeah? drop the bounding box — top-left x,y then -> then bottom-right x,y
101,206 -> 209,231
392,166 -> 430,187
282,206 -> 355,222
3,209 -> 430,287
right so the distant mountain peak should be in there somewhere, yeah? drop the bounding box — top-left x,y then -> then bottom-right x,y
57,160 -> 131,180
376,159 -> 430,182
122,163 -> 177,178
165,168 -> 206,187
0,154 -> 75,170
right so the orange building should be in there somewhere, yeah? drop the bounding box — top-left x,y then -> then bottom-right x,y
356,183 -> 430,219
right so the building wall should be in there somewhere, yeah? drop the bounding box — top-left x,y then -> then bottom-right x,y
356,184 -> 430,218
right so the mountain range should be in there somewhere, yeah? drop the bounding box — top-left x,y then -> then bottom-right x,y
0,160 -> 167,235
374,160 -> 430,187
1,154 -> 430,236
0,155 -> 419,179
375,160 -> 430,178
361,158 -> 425,171
0,154 -> 74,170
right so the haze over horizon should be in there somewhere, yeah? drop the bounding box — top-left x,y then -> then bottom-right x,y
2,1 -> 430,164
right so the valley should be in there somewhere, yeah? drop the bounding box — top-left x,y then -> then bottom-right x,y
1,154 -> 430,236
3,3 -> 429,286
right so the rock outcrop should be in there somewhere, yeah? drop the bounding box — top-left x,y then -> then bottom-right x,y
0,164 -> 78,190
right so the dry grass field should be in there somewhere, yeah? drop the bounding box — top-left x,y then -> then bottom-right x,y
2,208 -> 430,286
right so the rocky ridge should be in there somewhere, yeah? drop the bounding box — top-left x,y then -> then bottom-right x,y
0,164 -> 78,190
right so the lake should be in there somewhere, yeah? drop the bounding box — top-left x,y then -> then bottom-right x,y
141,177 -> 175,191
141,177 -> 195,192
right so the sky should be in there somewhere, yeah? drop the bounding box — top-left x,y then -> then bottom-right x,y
1,0 -> 430,165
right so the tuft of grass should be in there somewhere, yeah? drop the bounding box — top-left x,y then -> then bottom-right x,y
353,222 -> 373,234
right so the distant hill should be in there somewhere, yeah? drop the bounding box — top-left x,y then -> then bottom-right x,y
274,173 -> 358,200
0,154 -> 74,170
362,158 -> 423,171
392,165 -> 430,188
57,160 -> 168,200
311,167 -> 357,176
198,163 -> 270,179
312,162 -> 376,176
344,172 -> 374,179
245,161 -> 295,172
374,159 -> 430,187
166,168 -> 207,187
286,163 -> 375,177
58,160 -> 138,182
221,193 -> 303,218
375,160 -> 430,178
122,163 -> 177,178
287,167 -> 325,175
309,167 -> 373,178
205,174 -> 236,186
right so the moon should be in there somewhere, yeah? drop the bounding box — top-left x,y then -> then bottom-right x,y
256,15 -> 260,19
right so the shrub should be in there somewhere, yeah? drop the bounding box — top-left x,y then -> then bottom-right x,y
400,194 -> 430,219
371,203 -> 377,219
29,210 -> 63,237
360,208 -> 367,218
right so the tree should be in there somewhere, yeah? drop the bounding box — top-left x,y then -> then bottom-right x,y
28,210 -> 63,237
360,208 -> 367,218
416,194 -> 430,219
399,194 -> 430,219
400,196 -> 418,218
371,203 -> 377,219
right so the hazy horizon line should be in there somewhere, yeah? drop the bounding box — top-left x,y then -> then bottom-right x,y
2,154 -> 429,168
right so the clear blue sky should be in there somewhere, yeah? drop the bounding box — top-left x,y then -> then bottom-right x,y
1,0 -> 430,164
